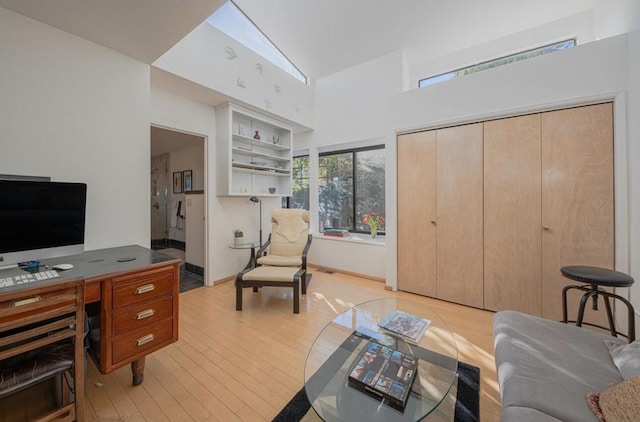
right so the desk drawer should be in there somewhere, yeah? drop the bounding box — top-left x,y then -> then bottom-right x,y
0,283 -> 79,325
112,318 -> 173,365
112,297 -> 173,336
112,270 -> 173,309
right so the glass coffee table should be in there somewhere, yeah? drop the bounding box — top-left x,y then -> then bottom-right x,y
304,298 -> 458,421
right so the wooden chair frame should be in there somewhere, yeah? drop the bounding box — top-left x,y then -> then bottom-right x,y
236,234 -> 312,313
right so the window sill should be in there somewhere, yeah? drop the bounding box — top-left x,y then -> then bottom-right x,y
313,233 -> 386,246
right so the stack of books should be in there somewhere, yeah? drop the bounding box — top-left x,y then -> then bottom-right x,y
323,228 -> 349,237
348,340 -> 418,412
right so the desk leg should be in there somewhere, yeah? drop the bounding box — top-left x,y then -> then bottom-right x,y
131,357 -> 146,386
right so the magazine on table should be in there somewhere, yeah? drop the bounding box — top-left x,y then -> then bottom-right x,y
377,310 -> 431,342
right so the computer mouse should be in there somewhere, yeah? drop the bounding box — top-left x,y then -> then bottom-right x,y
52,263 -> 74,270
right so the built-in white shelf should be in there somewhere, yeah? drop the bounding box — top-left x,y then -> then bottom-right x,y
216,103 -> 293,197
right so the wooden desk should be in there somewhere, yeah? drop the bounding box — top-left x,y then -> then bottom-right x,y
0,245 -> 181,386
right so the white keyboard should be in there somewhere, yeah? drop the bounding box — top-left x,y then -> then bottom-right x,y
0,270 -> 60,288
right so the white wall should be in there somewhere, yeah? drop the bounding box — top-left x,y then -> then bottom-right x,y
594,0 -> 640,39
0,7 -> 150,251
185,193 -> 205,268
390,32 -> 640,327
308,236 -> 386,280
409,11 -> 596,88
298,50 -> 404,149
393,37 -> 627,131
153,23 -> 314,130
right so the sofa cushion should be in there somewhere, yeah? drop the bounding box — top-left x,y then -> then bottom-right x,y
604,340 -> 640,380
494,311 -> 624,422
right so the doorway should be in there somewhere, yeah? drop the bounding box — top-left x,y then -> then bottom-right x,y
150,126 -> 206,292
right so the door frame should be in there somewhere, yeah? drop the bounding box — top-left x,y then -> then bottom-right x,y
150,124 -> 209,286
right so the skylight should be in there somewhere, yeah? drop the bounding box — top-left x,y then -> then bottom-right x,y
206,1 -> 307,84
419,39 -> 576,88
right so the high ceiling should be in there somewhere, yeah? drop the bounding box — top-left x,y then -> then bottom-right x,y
0,0 -> 594,78
0,0 -> 225,63
234,0 -> 595,79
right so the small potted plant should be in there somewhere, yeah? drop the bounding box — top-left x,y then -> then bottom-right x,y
233,228 -> 244,246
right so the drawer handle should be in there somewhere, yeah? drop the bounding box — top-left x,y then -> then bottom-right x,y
135,284 -> 155,295
10,296 -> 41,307
135,309 -> 156,320
136,334 -> 155,346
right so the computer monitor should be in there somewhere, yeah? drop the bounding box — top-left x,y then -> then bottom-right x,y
0,180 -> 87,269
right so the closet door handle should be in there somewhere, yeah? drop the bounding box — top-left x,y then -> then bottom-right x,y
430,220 -> 436,225
543,226 -> 550,231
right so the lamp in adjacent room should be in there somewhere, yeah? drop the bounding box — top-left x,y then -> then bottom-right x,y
249,196 -> 262,246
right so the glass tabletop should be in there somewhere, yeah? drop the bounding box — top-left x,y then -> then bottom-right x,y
228,242 -> 259,249
304,298 -> 458,422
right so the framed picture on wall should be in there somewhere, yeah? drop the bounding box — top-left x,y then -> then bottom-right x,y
173,171 -> 183,194
183,170 -> 193,192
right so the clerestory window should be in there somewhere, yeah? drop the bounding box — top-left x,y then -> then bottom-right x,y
206,1 -> 307,84
419,39 -> 576,88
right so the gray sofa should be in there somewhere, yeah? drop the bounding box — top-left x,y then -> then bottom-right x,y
493,310 -> 626,422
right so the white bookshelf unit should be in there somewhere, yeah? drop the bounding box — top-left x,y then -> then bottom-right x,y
216,103 -> 293,197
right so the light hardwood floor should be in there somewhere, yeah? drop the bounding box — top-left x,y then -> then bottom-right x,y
82,268 -> 502,421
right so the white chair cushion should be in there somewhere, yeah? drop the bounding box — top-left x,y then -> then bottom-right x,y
242,266 -> 300,282
269,209 -> 309,257
257,255 -> 302,267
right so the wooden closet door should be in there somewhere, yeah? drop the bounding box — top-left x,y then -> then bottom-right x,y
436,123 -> 484,308
484,114 -> 542,315
397,132 -> 437,297
541,103 -> 614,322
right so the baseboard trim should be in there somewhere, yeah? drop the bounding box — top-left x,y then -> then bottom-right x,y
308,264 -> 385,283
213,275 -> 235,285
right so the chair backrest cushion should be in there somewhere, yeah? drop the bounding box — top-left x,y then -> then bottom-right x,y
269,209 -> 310,257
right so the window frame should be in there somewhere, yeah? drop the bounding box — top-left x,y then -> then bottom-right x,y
284,154 -> 310,209
318,144 -> 385,235
419,38 -> 576,88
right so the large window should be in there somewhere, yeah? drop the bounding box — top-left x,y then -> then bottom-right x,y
206,1 -> 307,84
318,146 -> 385,234
419,39 -> 575,88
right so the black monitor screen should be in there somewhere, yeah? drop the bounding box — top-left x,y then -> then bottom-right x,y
0,180 -> 87,254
